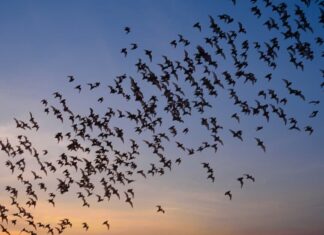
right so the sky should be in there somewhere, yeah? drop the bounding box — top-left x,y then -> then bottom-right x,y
0,0 -> 323,235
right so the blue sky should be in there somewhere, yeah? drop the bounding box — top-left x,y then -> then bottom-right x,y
0,1 -> 323,234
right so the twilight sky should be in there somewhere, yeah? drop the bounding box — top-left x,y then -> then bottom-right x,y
0,1 -> 323,235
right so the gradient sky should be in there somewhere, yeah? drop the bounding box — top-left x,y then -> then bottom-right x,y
0,1 -> 323,235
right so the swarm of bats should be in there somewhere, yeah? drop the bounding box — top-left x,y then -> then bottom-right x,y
0,0 -> 323,234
